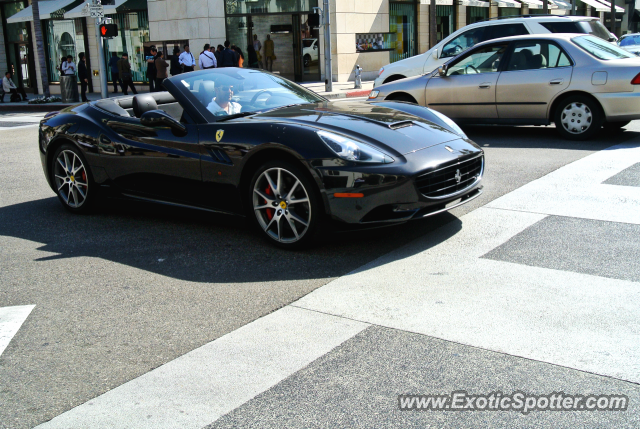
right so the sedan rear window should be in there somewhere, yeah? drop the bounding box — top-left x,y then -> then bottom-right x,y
540,20 -> 611,41
572,35 -> 636,60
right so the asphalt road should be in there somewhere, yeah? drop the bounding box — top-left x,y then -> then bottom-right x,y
1,118 -> 639,428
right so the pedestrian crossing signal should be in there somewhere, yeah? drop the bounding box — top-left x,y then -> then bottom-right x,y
99,24 -> 118,38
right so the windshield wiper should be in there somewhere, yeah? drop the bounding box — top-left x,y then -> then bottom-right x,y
214,111 -> 258,122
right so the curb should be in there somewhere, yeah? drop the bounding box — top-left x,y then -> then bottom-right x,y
321,89 -> 372,100
0,103 -> 69,112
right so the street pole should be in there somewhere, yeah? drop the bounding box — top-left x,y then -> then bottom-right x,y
571,0 -> 576,15
430,0 -> 436,48
610,1 -> 616,36
323,0 -> 332,92
92,0 -> 108,99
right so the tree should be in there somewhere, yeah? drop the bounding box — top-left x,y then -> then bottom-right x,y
32,0 -> 50,97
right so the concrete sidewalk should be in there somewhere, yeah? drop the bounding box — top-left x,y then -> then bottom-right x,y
0,80 -> 374,112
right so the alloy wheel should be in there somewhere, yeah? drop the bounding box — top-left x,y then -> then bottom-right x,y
54,150 -> 89,208
560,102 -> 592,135
252,167 -> 311,243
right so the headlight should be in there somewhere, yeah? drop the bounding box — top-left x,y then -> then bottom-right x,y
368,90 -> 380,100
318,131 -> 394,164
428,108 -> 467,139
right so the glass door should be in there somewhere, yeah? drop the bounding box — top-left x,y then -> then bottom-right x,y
300,13 -> 320,82
292,14 -> 303,81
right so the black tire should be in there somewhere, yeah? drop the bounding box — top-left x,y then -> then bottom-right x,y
383,75 -> 405,84
554,95 -> 603,141
51,143 -> 95,214
303,54 -> 311,68
248,160 -> 321,249
603,120 -> 630,131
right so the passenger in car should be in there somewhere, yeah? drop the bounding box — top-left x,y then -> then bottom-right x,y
206,80 -> 242,116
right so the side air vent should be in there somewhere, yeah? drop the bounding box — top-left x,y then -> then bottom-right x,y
207,148 -> 233,165
389,120 -> 414,130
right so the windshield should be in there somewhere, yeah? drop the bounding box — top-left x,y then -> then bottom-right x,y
620,35 -> 640,47
175,68 -> 324,122
572,35 -> 635,60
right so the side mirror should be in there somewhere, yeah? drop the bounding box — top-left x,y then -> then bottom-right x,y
140,110 -> 187,136
433,48 -> 439,60
438,64 -> 448,77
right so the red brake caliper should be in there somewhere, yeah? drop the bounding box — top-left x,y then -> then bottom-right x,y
265,185 -> 274,220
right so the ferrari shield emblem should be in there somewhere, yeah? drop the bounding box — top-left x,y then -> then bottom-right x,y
216,129 -> 224,142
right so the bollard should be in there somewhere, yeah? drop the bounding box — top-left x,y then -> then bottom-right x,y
354,64 -> 362,89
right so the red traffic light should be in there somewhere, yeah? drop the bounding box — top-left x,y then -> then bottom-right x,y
99,24 -> 118,38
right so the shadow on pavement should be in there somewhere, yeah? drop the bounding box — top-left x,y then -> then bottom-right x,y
463,125 -> 640,150
0,195 -> 463,284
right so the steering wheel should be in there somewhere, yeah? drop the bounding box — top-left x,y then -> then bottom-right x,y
453,44 -> 464,54
465,65 -> 479,74
250,90 -> 273,105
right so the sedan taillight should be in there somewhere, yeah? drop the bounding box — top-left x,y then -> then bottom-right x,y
631,72 -> 640,85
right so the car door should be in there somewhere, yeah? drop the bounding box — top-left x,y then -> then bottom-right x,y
496,40 -> 573,120
425,42 -> 510,120
103,116 -> 203,204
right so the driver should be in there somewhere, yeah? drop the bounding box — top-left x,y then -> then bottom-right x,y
207,77 -> 242,115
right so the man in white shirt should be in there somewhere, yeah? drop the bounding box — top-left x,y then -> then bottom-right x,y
253,34 -> 262,69
206,82 -> 242,116
179,44 -> 195,72
61,55 -> 76,75
2,71 -> 27,102
198,44 -> 217,69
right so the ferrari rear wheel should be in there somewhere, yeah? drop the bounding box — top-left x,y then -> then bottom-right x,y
250,161 -> 319,248
52,144 -> 94,213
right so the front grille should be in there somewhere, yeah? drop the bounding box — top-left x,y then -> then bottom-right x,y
415,155 -> 483,198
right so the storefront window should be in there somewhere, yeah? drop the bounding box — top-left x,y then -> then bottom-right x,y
390,1 -> 417,63
467,6 -> 488,25
3,1 -> 32,87
226,0 -> 317,15
103,11 -> 150,82
499,7 -> 521,17
45,19 -> 84,83
436,5 -> 454,43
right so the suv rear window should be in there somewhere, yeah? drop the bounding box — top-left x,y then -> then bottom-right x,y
540,20 -> 611,41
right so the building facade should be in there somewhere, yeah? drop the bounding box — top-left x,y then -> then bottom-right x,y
0,0 -> 633,97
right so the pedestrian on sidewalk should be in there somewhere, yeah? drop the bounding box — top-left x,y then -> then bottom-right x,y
61,55 -> 76,76
108,52 -> 120,93
199,44 -> 217,69
214,45 -> 224,66
146,46 -> 158,92
117,53 -> 137,96
264,35 -> 275,72
233,46 -> 244,68
179,44 -> 195,72
220,41 -> 238,68
170,46 -> 182,76
155,51 -> 169,91
2,71 -> 27,102
253,34 -> 263,69
247,44 -> 258,68
78,53 -> 89,102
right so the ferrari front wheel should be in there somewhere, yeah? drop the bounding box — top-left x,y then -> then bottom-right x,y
52,144 -> 94,213
249,161 -> 320,248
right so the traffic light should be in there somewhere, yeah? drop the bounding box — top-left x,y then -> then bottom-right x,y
99,23 -> 118,38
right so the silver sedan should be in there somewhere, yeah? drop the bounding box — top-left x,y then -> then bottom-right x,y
368,34 -> 640,140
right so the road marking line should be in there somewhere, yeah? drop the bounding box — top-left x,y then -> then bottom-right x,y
0,305 -> 35,357
35,306 -> 368,429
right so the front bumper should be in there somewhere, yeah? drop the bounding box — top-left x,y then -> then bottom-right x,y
316,140 -> 484,224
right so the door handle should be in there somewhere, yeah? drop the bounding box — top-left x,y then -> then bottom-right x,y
479,83 -> 491,89
549,79 -> 564,85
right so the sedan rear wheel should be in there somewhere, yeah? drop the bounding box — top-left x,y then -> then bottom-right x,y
555,96 -> 602,141
52,144 -> 94,213
249,161 -> 320,248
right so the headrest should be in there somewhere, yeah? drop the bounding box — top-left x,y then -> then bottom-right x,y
529,54 -> 547,69
132,94 -> 158,118
508,52 -> 527,71
197,81 -> 216,107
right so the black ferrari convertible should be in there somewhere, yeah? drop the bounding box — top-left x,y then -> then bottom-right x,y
39,68 -> 484,248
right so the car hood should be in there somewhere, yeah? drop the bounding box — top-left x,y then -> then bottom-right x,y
250,101 -> 462,155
